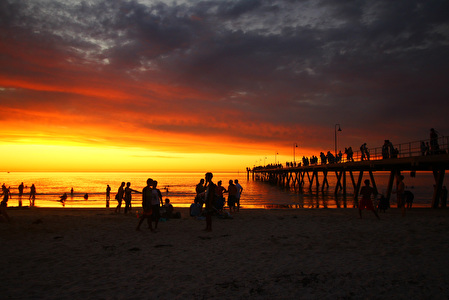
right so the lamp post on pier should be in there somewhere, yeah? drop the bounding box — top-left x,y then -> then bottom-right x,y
293,143 -> 298,165
275,152 -> 279,165
335,124 -> 342,157
264,157 -> 267,166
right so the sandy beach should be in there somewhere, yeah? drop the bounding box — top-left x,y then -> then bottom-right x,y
2,207 -> 449,299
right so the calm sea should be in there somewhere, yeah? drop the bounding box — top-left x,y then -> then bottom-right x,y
0,171 -> 444,209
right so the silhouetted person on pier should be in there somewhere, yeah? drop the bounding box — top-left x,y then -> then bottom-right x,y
345,147 -> 354,162
420,141 -> 427,156
326,151 -> 335,164
337,151 -> 343,163
391,148 -> 399,158
320,152 -> 327,164
430,128 -> 440,154
360,143 -> 369,160
359,179 -> 380,220
382,140 -> 390,159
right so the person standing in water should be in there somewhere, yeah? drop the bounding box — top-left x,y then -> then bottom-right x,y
106,185 -> 111,208
29,184 -> 36,207
114,182 -> 126,213
124,182 -> 141,214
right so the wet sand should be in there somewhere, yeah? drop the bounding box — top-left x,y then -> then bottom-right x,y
1,207 -> 449,299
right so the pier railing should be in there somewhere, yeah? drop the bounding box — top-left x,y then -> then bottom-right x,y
350,136 -> 449,163
257,136 -> 449,169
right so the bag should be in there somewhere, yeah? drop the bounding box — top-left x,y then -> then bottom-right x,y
115,193 -> 119,200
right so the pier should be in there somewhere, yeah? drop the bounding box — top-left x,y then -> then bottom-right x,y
248,137 -> 449,208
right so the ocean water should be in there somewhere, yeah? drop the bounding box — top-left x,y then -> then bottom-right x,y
0,171 -> 444,209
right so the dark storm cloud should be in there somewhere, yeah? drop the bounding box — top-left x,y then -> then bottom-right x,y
1,0 -> 449,150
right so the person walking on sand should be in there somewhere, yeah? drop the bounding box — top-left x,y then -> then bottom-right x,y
0,185 -> 11,222
29,184 -> 36,207
124,182 -> 141,214
394,175 -> 406,216
204,172 -> 216,232
151,181 -> 163,231
106,184 -> 111,208
359,179 -> 380,220
235,179 -> 243,212
136,178 -> 154,231
114,182 -> 126,213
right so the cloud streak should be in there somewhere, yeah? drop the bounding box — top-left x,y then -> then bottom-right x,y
1,0 -> 449,169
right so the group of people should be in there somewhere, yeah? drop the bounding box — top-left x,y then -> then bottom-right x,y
193,177 -> 243,214
0,182 -> 36,210
134,178 -> 178,231
358,174 -> 417,219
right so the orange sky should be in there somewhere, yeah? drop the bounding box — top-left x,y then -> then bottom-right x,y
1,1 -> 447,172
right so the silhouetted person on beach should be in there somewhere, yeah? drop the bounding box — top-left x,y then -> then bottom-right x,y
106,185 -> 111,208
151,181 -> 163,230
136,178 -> 154,231
124,182 -> 141,214
394,175 -> 406,216
235,179 -> 243,212
215,180 -> 227,212
114,182 -> 125,213
0,185 -> 11,222
359,179 -> 380,220
227,179 -> 237,212
404,190 -> 414,209
195,178 -> 205,206
204,172 -> 216,231
29,184 -> 36,207
163,198 -> 173,218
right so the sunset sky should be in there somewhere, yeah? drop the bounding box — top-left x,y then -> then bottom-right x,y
1,0 -> 448,172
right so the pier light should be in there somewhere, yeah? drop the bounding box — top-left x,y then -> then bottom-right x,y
293,143 -> 298,165
335,124 -> 342,156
